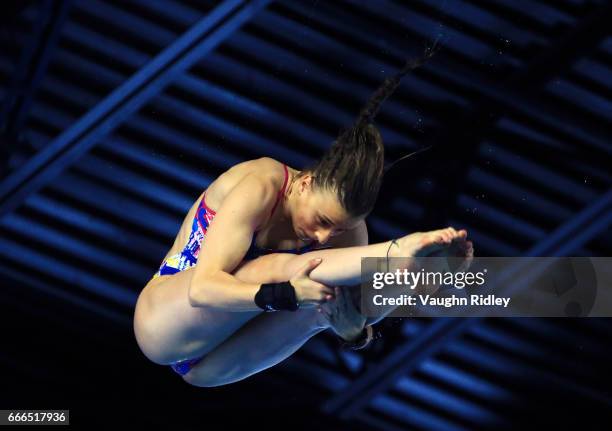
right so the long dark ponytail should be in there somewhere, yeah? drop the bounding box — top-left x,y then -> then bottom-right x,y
301,44 -> 438,217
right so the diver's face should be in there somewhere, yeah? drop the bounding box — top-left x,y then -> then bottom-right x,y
292,176 -> 363,245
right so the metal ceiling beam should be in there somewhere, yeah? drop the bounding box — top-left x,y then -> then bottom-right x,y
324,187 -> 612,418
0,0 -> 71,175
423,2 -> 612,227
421,1 -> 612,229
0,0 -> 272,219
362,0 -> 612,387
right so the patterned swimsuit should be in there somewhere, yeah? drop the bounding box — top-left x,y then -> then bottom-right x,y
152,164 -> 317,376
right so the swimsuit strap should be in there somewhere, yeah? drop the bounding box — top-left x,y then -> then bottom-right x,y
200,191 -> 216,215
203,164 -> 287,230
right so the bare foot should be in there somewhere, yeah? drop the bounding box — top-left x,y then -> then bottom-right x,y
417,231 -> 475,295
392,227 -> 465,258
429,235 -> 474,272
384,227 -> 472,274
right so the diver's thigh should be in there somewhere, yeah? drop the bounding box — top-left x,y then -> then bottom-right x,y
134,268 -> 202,363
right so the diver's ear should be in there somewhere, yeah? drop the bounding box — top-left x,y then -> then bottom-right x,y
299,174 -> 313,194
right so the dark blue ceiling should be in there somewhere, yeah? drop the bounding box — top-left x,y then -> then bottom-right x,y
1,1 -> 611,429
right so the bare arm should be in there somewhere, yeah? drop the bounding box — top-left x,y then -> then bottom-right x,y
188,173 -> 276,311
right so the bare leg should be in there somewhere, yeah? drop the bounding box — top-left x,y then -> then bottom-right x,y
184,229 -> 457,313
182,307 -> 326,387
181,252 -> 328,387
182,231 -> 472,387
229,229 -> 456,290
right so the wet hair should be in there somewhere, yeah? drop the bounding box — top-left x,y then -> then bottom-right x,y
299,44 -> 438,218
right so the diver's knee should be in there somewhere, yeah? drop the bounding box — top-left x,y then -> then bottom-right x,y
181,362 -> 240,387
182,369 -> 224,387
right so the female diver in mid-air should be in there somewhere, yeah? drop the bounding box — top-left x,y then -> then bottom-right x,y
133,49 -> 474,387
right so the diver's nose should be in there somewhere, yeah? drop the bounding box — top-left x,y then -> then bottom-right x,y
316,229 -> 331,245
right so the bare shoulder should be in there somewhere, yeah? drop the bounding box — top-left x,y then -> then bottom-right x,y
223,158 -> 291,224
252,157 -> 290,187
206,157 -> 286,209
231,168 -> 279,209
226,157 -> 288,190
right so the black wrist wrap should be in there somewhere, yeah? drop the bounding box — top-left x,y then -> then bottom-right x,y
254,281 -> 299,312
